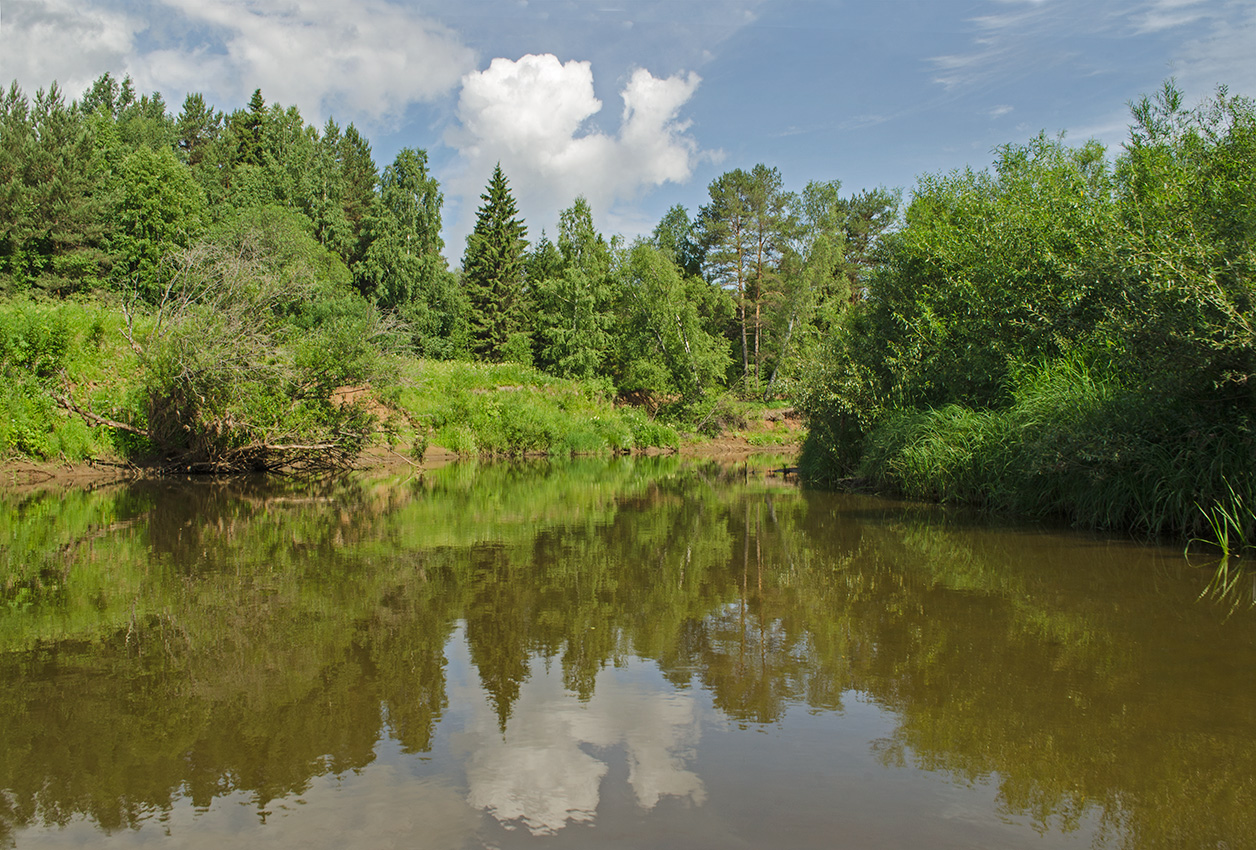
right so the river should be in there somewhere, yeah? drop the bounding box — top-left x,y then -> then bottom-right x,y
1,456 -> 1253,848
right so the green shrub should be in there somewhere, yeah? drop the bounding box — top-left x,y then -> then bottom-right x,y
619,406 -> 679,450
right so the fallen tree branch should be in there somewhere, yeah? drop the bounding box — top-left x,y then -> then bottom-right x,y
53,394 -> 150,438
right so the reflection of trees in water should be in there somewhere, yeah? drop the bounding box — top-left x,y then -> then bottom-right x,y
1,459 -> 1255,848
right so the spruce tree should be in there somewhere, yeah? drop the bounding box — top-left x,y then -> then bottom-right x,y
462,163 -> 528,361
339,124 -> 379,262
233,88 -> 266,166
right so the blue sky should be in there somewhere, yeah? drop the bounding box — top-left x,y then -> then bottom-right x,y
3,0 -> 1254,260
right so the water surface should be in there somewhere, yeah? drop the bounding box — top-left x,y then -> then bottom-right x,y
2,457 -> 1253,848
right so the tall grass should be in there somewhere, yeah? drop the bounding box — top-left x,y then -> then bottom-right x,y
854,353 -> 1256,540
0,296 -> 145,462
1195,483 -> 1255,556
386,359 -> 679,457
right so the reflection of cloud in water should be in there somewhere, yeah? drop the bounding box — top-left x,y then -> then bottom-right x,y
466,724 -> 607,834
462,659 -> 706,835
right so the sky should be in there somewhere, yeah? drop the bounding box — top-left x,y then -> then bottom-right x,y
3,0 -> 1254,262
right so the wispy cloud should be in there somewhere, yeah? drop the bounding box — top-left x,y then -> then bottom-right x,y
1063,1 -> 1256,151
1170,1 -> 1256,94
1131,0 -> 1212,33
928,0 -> 1224,92
839,113 -> 892,131
929,2 -> 1080,90
144,0 -> 477,123
0,0 -> 141,98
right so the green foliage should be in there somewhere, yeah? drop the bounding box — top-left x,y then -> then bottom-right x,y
389,359 -> 675,457
769,182 -> 899,392
463,164 -> 528,361
138,209 -> 381,470
1112,82 -> 1256,408
108,146 -> 207,297
531,197 -> 615,379
352,148 -> 469,357
697,164 -> 796,395
0,297 -> 143,461
845,351 -> 1256,538
617,405 -> 680,450
862,133 -> 1116,411
651,203 -> 704,278
338,124 -> 379,258
499,330 -> 534,366
356,148 -> 444,306
233,88 -> 267,167
300,119 -> 354,260
610,242 -> 731,409
0,82 -> 107,294
799,82 -> 1256,542
175,92 -> 222,167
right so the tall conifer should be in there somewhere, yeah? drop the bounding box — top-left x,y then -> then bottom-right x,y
462,163 -> 527,361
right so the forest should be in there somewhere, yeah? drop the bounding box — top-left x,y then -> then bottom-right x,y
2,73 -> 1254,542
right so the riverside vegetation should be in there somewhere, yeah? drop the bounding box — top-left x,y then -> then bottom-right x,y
796,81 -> 1256,548
2,73 -> 1254,547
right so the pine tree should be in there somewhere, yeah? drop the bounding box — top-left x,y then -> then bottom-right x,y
175,93 -> 221,167
462,163 -> 528,361
697,164 -> 795,395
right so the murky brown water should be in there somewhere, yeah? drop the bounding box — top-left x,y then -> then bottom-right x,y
2,456 -> 1254,849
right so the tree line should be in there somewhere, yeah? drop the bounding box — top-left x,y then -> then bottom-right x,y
0,72 -> 897,423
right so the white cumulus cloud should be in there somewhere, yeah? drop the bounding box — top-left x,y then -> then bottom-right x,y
446,53 -> 714,247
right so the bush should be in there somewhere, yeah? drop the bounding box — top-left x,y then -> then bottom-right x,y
135,217 -> 381,472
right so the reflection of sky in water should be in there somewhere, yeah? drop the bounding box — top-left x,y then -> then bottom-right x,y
11,765 -> 481,849
13,626 -> 1104,849
449,624 -> 707,835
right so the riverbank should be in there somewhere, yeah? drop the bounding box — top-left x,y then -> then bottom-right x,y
1,412 -> 804,492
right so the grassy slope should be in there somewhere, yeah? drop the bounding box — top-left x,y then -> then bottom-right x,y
0,297 -> 146,463
0,297 -> 690,466
382,358 -> 679,458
